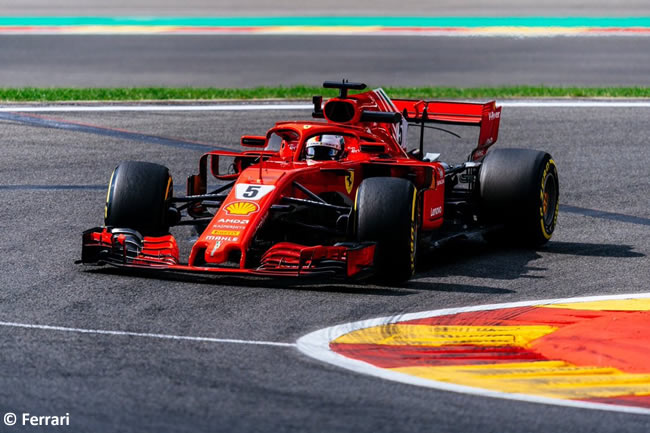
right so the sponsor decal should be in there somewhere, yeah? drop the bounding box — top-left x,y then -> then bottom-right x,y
224,201 -> 259,216
209,241 -> 222,256
235,184 -> 275,201
212,224 -> 244,230
344,169 -> 354,194
205,235 -> 238,242
488,111 -> 500,120
217,218 -> 249,225
211,229 -> 241,236
430,206 -> 443,218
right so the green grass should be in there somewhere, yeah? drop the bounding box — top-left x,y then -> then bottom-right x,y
1,86 -> 650,102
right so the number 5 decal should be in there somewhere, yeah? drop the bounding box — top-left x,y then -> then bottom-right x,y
235,184 -> 275,200
243,185 -> 261,198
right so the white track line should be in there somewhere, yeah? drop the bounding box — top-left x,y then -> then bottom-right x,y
0,104 -> 312,112
297,292 -> 650,415
1,101 -> 650,113
502,101 -> 650,107
0,320 -> 296,347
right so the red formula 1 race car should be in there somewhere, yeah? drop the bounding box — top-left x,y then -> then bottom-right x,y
80,81 -> 559,283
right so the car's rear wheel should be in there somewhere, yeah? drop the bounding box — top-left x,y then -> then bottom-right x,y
104,161 -> 173,236
479,148 -> 559,246
355,177 -> 418,283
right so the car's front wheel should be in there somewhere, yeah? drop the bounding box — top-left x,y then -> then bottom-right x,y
355,177 -> 418,283
104,161 -> 173,236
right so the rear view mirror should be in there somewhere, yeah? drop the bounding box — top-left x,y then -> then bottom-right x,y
209,154 -> 239,180
359,142 -> 386,153
241,135 -> 266,147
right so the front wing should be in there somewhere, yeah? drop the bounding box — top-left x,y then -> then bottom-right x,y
79,227 -> 376,280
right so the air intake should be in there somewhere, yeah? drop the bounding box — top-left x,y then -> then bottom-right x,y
324,100 -> 356,123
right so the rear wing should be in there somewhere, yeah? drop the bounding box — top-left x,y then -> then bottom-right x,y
392,99 -> 502,161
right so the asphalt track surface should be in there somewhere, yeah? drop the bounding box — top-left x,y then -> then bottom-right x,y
2,0 -> 649,16
3,35 -> 650,87
1,103 -> 649,432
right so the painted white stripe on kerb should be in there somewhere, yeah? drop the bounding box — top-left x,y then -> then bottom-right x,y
1,100 -> 650,113
0,320 -> 296,347
296,292 -> 650,416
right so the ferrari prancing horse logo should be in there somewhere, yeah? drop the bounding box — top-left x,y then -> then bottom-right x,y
344,169 -> 354,194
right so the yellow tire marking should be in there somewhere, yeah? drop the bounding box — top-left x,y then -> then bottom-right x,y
411,187 -> 417,221
164,176 -> 173,201
353,187 -> 359,212
539,159 -> 558,240
410,187 -> 418,273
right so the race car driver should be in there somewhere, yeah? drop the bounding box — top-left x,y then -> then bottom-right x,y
305,134 -> 345,161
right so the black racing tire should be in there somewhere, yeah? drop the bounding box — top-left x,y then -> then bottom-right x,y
104,161 -> 173,236
479,148 -> 559,246
355,177 -> 418,283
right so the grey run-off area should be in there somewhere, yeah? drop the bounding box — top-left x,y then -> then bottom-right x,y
2,0 -> 649,16
3,35 -> 650,87
3,0 -> 650,87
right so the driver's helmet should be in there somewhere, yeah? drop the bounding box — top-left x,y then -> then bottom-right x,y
305,134 -> 345,161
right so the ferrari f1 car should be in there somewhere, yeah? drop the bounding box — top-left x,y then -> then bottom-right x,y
80,81 -> 559,283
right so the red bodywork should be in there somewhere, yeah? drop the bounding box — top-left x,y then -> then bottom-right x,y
81,86 -> 501,280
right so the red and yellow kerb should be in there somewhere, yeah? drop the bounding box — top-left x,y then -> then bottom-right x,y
330,298 -> 650,409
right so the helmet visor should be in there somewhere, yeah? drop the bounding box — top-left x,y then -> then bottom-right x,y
306,146 -> 340,160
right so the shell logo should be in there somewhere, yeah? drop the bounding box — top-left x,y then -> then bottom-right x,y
224,201 -> 259,216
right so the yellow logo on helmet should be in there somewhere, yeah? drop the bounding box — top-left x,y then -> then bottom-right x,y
224,201 -> 259,216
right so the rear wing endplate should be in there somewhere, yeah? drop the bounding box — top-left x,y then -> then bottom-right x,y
392,99 -> 502,160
